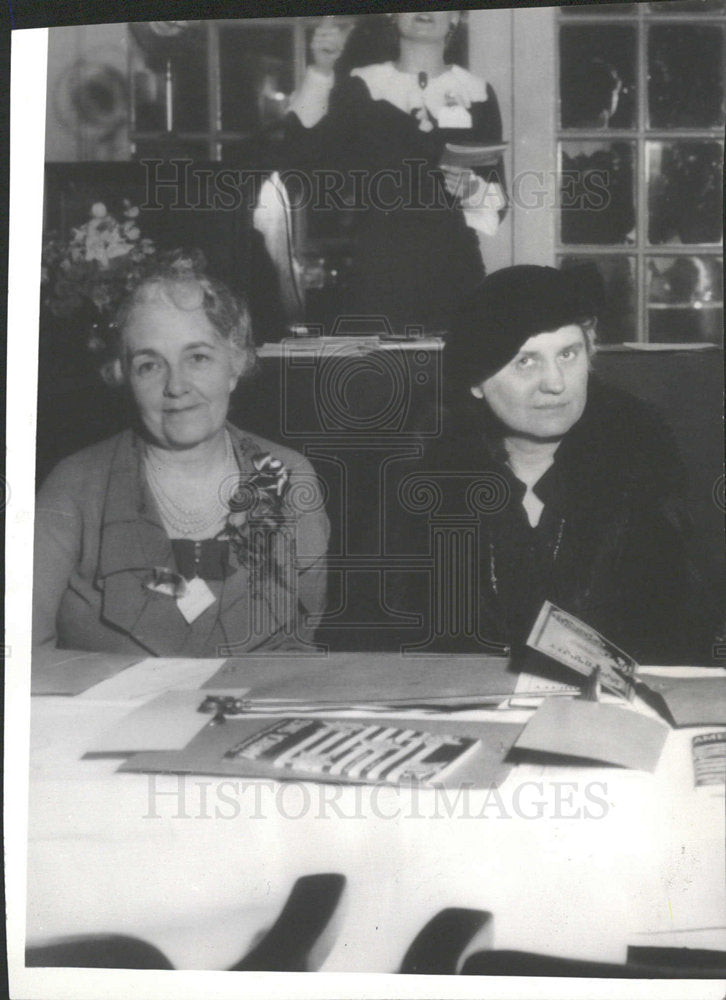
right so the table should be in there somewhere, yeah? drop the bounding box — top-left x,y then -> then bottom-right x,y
24,654 -> 726,979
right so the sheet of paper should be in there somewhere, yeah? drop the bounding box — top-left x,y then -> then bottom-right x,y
78,657 -> 227,701
176,578 -> 216,624
505,671 -> 581,708
31,652 -> 144,696
514,698 -> 670,772
85,689 -> 250,753
205,653 -> 518,705
638,677 -> 726,727
526,601 -> 637,699
639,666 -> 726,678
513,671 -> 580,696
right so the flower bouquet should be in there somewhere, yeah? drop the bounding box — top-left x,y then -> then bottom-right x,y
40,200 -> 157,382
224,452 -> 293,590
41,200 -> 156,325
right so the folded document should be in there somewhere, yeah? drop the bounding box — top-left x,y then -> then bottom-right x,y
514,698 -> 670,772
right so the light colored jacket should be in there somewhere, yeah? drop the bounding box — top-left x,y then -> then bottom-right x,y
33,424 -> 329,658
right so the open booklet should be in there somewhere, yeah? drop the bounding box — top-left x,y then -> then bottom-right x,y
526,601 -> 637,700
112,696 -> 524,789
223,717 -> 480,786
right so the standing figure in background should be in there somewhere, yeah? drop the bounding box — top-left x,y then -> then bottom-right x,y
563,57 -> 624,129
285,11 -> 507,335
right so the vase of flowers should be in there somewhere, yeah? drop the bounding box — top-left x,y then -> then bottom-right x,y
40,200 -> 157,382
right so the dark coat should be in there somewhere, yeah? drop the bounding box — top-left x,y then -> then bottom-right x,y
392,377 -> 718,664
284,66 -> 505,333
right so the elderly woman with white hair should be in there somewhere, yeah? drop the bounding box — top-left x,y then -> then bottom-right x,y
33,251 -> 329,660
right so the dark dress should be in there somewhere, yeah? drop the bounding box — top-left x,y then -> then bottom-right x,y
285,65 -> 506,334
390,378 -> 720,665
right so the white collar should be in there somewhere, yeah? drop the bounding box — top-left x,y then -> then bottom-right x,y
351,62 -> 487,115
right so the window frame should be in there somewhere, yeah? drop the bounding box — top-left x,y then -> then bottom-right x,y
555,1 -> 724,344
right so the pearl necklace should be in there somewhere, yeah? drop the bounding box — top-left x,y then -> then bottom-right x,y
144,431 -> 239,538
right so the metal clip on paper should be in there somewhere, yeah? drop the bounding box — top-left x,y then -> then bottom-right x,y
197,694 -> 250,720
583,666 -> 602,703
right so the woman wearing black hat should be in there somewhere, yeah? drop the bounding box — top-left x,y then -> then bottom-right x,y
395,265 -> 718,665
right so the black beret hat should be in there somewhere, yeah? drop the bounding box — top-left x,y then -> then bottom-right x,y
446,264 -> 604,386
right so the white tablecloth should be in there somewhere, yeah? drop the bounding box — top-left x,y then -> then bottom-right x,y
26,690 -> 726,972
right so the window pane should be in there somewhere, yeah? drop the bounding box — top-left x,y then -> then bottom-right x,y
133,139 -> 210,160
649,1 -> 726,12
647,141 -> 723,244
648,305 -> 723,342
219,26 -> 295,133
130,23 -> 208,133
560,255 -> 637,342
560,26 -> 636,128
648,24 -> 726,128
560,141 -> 636,244
218,140 -> 262,161
647,254 -> 723,342
647,255 -> 723,304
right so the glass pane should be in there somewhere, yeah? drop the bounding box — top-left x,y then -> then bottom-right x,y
648,24 -> 726,128
219,25 -> 295,133
647,255 -> 723,304
648,305 -> 723,342
647,254 -> 723,342
130,22 -> 208,133
560,3 -> 636,14
647,141 -> 723,244
560,141 -> 636,244
560,255 -> 636,342
218,140 -> 260,162
560,25 -> 636,128
649,1 -> 726,12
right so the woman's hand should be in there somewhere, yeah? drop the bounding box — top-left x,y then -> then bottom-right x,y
441,166 -> 481,203
310,19 -> 348,77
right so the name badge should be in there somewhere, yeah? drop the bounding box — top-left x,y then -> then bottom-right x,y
176,577 -> 216,624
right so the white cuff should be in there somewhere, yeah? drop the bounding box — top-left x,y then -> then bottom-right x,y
461,180 -> 506,236
287,66 -> 335,128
